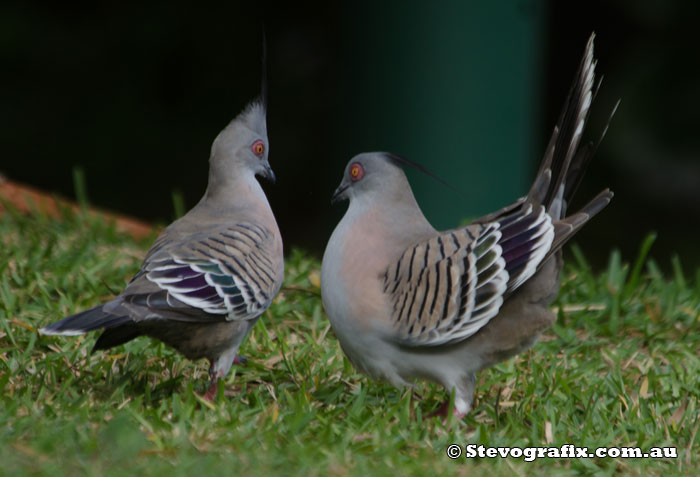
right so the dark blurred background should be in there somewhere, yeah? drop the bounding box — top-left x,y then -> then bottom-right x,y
2,1 -> 699,269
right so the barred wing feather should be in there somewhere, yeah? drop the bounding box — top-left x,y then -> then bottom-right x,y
385,203 -> 554,346
144,222 -> 278,321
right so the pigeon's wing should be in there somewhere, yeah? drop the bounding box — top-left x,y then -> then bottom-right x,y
120,222 -> 280,322
383,203 -> 554,346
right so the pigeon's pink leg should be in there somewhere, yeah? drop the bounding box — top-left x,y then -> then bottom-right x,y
426,401 -> 465,421
203,361 -> 220,401
204,356 -> 247,401
203,378 -> 219,401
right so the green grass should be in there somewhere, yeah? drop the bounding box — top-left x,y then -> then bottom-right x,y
1,207 -> 699,476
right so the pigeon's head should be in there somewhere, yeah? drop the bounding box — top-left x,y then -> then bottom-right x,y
332,151 -> 455,206
331,153 -> 408,204
209,100 -> 275,183
331,152 -> 458,203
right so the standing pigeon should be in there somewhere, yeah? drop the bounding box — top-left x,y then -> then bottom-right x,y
321,34 -> 614,418
40,98 -> 283,401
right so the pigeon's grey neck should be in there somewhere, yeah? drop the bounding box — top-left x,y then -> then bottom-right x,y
347,183 -> 435,247
359,170 -> 428,219
199,168 -> 272,220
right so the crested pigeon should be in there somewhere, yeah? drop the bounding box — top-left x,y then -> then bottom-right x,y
321,34 -> 614,418
40,98 -> 283,401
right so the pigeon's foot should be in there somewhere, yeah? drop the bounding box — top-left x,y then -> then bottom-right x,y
203,378 -> 219,402
426,401 -> 466,421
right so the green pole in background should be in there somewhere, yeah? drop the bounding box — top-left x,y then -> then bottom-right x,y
340,1 -> 546,229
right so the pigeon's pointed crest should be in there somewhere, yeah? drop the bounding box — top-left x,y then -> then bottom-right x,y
260,26 -> 268,111
384,152 -> 461,194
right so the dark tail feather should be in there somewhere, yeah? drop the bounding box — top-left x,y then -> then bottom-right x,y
562,100 -> 619,204
528,33 -> 597,219
474,33 -> 614,266
40,305 -> 132,336
549,189 -> 614,254
526,33 -> 615,268
93,325 -> 142,351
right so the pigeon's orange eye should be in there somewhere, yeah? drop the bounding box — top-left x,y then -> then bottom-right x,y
349,163 -> 364,182
251,140 -> 265,157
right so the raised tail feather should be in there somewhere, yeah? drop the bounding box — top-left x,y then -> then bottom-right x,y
530,32 -> 598,218
473,33 -> 615,279
527,32 -> 614,260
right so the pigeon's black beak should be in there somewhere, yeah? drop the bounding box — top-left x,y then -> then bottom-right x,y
331,184 -> 349,204
262,164 -> 276,184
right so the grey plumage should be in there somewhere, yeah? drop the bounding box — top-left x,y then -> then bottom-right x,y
321,33 -> 613,417
40,99 -> 284,400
